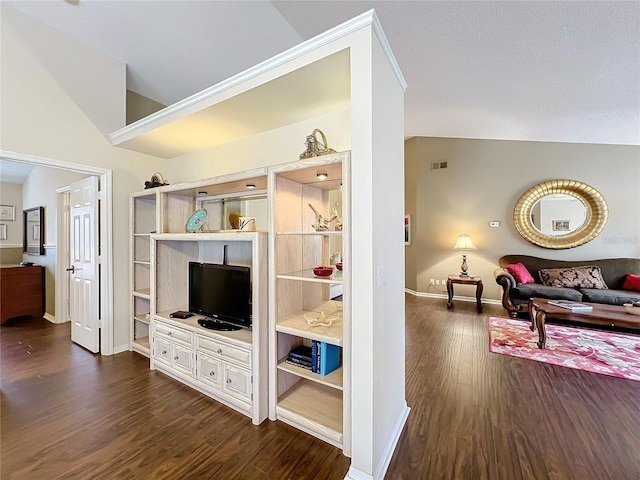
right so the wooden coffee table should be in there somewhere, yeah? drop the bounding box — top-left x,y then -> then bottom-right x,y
528,298 -> 640,349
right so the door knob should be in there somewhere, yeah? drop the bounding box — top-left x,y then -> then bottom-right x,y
66,266 -> 75,273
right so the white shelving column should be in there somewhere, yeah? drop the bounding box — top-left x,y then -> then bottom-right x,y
268,152 -> 351,454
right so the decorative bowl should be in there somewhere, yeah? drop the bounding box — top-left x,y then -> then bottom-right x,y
623,303 -> 640,316
312,266 -> 334,277
335,262 -> 343,271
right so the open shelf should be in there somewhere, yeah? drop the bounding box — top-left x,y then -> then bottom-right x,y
134,314 -> 150,325
131,336 -> 150,356
276,379 -> 343,447
277,269 -> 343,284
132,288 -> 151,299
276,231 -> 343,236
276,301 -> 343,346
277,359 -> 343,390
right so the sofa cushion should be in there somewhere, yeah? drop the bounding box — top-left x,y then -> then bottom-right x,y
621,273 -> 640,292
514,283 -> 583,302
580,288 -> 640,306
539,266 -> 608,289
504,263 -> 535,284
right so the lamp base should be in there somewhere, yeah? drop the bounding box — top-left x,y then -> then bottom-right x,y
460,253 -> 469,277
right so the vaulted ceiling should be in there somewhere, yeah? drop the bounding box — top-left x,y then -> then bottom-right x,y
4,1 -> 639,145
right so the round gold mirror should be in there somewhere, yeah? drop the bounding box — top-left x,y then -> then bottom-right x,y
513,180 -> 608,249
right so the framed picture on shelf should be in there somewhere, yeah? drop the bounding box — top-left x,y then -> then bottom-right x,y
0,224 -> 6,240
0,205 -> 15,221
404,215 -> 411,246
552,220 -> 570,232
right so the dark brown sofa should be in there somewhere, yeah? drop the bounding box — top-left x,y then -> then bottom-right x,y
494,255 -> 640,318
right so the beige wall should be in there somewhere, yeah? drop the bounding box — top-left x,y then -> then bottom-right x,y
1,8 -> 167,350
405,137 -> 640,301
0,182 -> 23,264
126,90 -> 166,125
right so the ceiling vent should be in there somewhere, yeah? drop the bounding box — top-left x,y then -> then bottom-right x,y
431,161 -> 448,170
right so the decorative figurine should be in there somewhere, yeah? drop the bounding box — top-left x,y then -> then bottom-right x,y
309,204 -> 337,231
299,128 -> 337,159
333,207 -> 343,231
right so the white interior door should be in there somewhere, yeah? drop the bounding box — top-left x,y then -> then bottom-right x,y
69,176 -> 100,353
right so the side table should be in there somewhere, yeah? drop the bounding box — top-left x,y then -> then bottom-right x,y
446,274 -> 483,313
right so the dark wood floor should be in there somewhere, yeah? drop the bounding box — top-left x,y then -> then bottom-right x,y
2,297 -> 639,479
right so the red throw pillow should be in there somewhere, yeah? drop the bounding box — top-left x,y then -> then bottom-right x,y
504,262 -> 535,285
622,273 -> 640,292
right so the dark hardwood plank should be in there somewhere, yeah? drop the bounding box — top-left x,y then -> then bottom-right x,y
3,297 -> 640,480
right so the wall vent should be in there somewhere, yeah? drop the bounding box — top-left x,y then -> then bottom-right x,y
431,161 -> 448,170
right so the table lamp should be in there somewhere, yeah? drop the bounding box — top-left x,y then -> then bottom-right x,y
453,233 -> 477,276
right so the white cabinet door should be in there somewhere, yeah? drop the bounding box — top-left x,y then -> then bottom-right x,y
154,336 -> 172,365
223,364 -> 252,402
196,353 -> 222,389
173,343 -> 193,374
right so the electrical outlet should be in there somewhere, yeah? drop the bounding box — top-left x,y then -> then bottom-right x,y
442,279 -> 447,286
435,279 -> 440,285
429,278 -> 435,285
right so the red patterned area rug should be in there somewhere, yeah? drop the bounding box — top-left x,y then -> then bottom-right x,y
489,317 -> 640,382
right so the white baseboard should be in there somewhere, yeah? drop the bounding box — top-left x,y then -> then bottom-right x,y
405,288 -> 501,305
113,343 -> 130,355
344,403 -> 411,480
44,313 -> 57,323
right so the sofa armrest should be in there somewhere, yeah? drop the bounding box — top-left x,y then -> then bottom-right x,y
494,267 -> 527,318
494,267 -> 515,288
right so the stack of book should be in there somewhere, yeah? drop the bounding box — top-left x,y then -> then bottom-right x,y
285,341 -> 341,376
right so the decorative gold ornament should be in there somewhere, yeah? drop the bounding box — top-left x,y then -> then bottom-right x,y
299,129 -> 336,159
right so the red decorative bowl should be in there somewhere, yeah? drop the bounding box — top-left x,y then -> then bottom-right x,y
335,262 -> 343,271
312,266 -> 334,277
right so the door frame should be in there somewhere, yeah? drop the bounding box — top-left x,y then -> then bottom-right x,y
1,149 -> 114,355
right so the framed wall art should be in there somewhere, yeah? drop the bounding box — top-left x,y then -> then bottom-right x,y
552,220 -> 570,232
0,205 -> 15,221
404,215 -> 411,246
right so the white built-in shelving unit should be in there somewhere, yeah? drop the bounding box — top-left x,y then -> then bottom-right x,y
268,152 -> 351,453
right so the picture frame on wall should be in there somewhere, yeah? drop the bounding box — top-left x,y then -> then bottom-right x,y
0,224 -> 6,240
552,220 -> 570,231
0,205 -> 15,221
404,215 -> 411,246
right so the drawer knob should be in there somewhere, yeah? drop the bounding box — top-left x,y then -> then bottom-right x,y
168,332 -> 172,336
174,355 -> 179,360
209,371 -> 215,377
226,378 -> 231,384
161,350 -> 167,355
217,349 -> 223,354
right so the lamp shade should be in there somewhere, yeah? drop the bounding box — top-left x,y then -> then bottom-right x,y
453,233 -> 477,250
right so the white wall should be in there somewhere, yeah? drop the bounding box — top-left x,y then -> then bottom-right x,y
405,137 -> 640,300
1,7 -> 167,351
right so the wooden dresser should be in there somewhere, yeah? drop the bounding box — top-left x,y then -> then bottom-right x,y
0,265 -> 45,323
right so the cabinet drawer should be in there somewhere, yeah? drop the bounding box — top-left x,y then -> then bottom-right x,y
155,322 -> 192,344
223,363 -> 252,402
154,336 -> 172,364
196,352 -> 222,389
197,336 -> 251,368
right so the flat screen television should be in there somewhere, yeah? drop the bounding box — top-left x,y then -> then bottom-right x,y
188,262 -> 252,329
